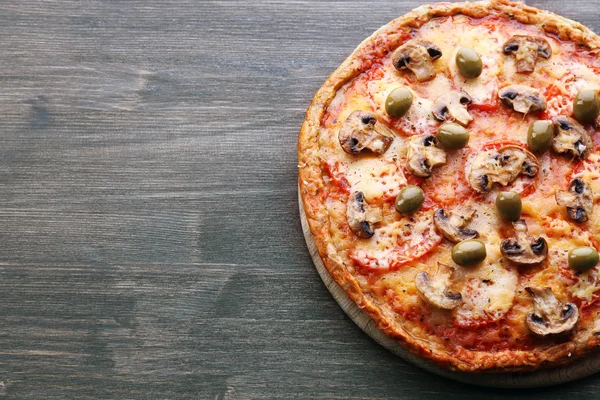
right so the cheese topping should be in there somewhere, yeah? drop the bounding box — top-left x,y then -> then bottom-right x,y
454,262 -> 518,326
313,10 -> 600,352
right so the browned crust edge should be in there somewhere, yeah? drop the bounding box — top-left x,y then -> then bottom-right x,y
298,0 -> 600,372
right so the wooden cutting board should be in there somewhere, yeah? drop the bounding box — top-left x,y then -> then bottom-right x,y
299,192 -> 600,388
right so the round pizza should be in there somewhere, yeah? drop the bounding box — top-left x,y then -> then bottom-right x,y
298,0 -> 600,372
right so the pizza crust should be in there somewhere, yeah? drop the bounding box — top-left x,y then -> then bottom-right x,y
298,0 -> 600,372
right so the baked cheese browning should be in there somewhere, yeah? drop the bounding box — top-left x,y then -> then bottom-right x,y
299,1 -> 600,370
500,219 -> 548,265
555,178 -> 594,223
503,35 -> 552,73
468,145 -> 539,193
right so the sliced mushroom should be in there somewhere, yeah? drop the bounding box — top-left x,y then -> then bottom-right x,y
503,35 -> 552,73
338,110 -> 394,156
392,40 -> 442,82
501,219 -> 548,265
406,134 -> 446,178
552,116 -> 593,160
415,271 -> 462,310
431,92 -> 473,127
499,85 -> 546,114
433,208 -> 478,243
525,287 -> 579,337
468,145 -> 539,193
555,178 -> 594,223
346,191 -> 382,239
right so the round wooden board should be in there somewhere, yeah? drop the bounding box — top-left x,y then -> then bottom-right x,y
299,191 -> 600,388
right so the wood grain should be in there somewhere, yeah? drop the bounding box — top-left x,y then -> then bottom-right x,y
1,0 -> 600,398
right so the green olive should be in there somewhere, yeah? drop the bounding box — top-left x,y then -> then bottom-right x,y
385,87 -> 414,118
573,88 -> 600,124
496,191 -> 522,221
395,185 -> 424,215
527,120 -> 554,153
436,123 -> 470,150
455,48 -> 483,78
568,246 -> 599,271
452,239 -> 487,267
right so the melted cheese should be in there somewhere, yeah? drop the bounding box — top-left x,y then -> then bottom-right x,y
313,9 -> 600,352
454,262 -> 518,326
446,25 -> 504,105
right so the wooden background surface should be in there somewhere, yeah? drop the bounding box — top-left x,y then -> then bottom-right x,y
1,0 -> 600,398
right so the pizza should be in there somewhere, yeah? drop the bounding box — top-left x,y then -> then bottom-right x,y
298,0 -> 600,372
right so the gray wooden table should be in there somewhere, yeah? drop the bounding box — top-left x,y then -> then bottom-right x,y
1,0 -> 600,398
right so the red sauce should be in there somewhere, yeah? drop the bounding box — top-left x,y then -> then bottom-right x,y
351,231 -> 443,274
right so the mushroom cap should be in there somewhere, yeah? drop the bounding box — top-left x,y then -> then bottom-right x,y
503,35 -> 552,73
499,85 -> 546,114
525,287 -> 579,337
346,191 -> 382,239
433,208 -> 478,243
468,145 -> 540,193
500,219 -> 548,265
431,91 -> 473,127
555,178 -> 594,223
552,116 -> 593,160
392,40 -> 442,82
406,134 -> 447,178
415,271 -> 462,310
338,110 -> 394,156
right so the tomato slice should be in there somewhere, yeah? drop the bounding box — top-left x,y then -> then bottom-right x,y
452,264 -> 518,328
350,221 -> 442,273
323,160 -> 351,193
560,267 -> 600,309
469,140 -> 539,197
